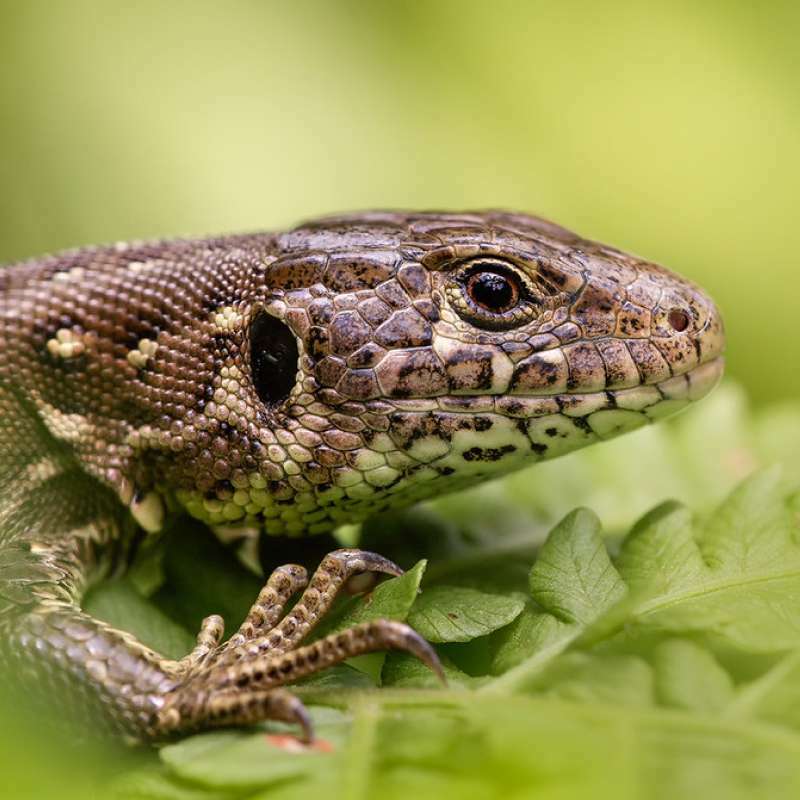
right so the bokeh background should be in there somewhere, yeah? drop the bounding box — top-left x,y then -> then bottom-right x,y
1,3 -> 799,798
1,0 -> 798,405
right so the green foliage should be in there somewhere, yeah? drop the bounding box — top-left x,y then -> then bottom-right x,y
2,386 -> 798,798
106,455 -> 800,799
407,585 -> 526,643
82,388 -> 800,799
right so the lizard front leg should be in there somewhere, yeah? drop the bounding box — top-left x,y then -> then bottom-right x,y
154,548 -> 443,739
159,619 -> 439,740
2,537 -> 441,742
1,536 -> 181,739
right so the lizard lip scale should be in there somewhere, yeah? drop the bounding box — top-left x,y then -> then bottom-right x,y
0,210 -> 725,740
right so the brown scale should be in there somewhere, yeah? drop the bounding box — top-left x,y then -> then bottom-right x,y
0,211 -> 724,741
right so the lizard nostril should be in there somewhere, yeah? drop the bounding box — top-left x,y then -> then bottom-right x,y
667,308 -> 690,332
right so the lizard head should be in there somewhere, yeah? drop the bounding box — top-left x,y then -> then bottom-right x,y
0,210 -> 722,540
202,211 -> 724,535
172,211 -> 724,535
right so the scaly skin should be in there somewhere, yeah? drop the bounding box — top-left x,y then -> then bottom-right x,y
0,210 -> 724,741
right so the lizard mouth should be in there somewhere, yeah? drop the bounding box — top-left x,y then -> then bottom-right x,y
354,356 -> 725,477
369,356 -> 725,426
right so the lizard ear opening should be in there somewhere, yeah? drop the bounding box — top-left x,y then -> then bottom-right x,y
249,311 -> 299,408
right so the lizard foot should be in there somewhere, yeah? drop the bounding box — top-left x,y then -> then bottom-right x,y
155,549 -> 443,740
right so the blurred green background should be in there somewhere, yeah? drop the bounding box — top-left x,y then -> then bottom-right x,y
1,4 -> 799,797
1,0 -> 797,404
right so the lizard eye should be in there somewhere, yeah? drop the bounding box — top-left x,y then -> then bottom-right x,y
466,269 -> 519,313
447,259 -> 539,330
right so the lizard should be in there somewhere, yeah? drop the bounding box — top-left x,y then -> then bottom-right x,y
0,210 -> 724,742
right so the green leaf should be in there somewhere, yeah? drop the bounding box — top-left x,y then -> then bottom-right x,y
358,505 -> 544,591
518,651 -> 656,707
85,579 -> 194,660
79,460 -> 800,800
698,466 -> 790,575
13,383 -> 800,800
652,639 -> 734,713
614,501 -> 705,595
619,469 -> 800,652
727,651 -> 800,730
488,468 -> 800,695
487,602 -> 564,676
111,767 -> 234,800
319,560 -> 426,683
529,507 -> 627,625
144,691 -> 800,800
153,520 -> 263,633
295,664 -> 376,692
159,708 -> 347,790
407,585 -> 525,643
340,559 -> 427,627
382,652 -> 480,689
486,508 -> 628,689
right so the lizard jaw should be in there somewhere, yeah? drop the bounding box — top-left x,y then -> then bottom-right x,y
363,355 -> 724,424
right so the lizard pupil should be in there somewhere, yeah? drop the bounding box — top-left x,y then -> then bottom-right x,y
467,269 -> 518,312
249,311 -> 299,408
